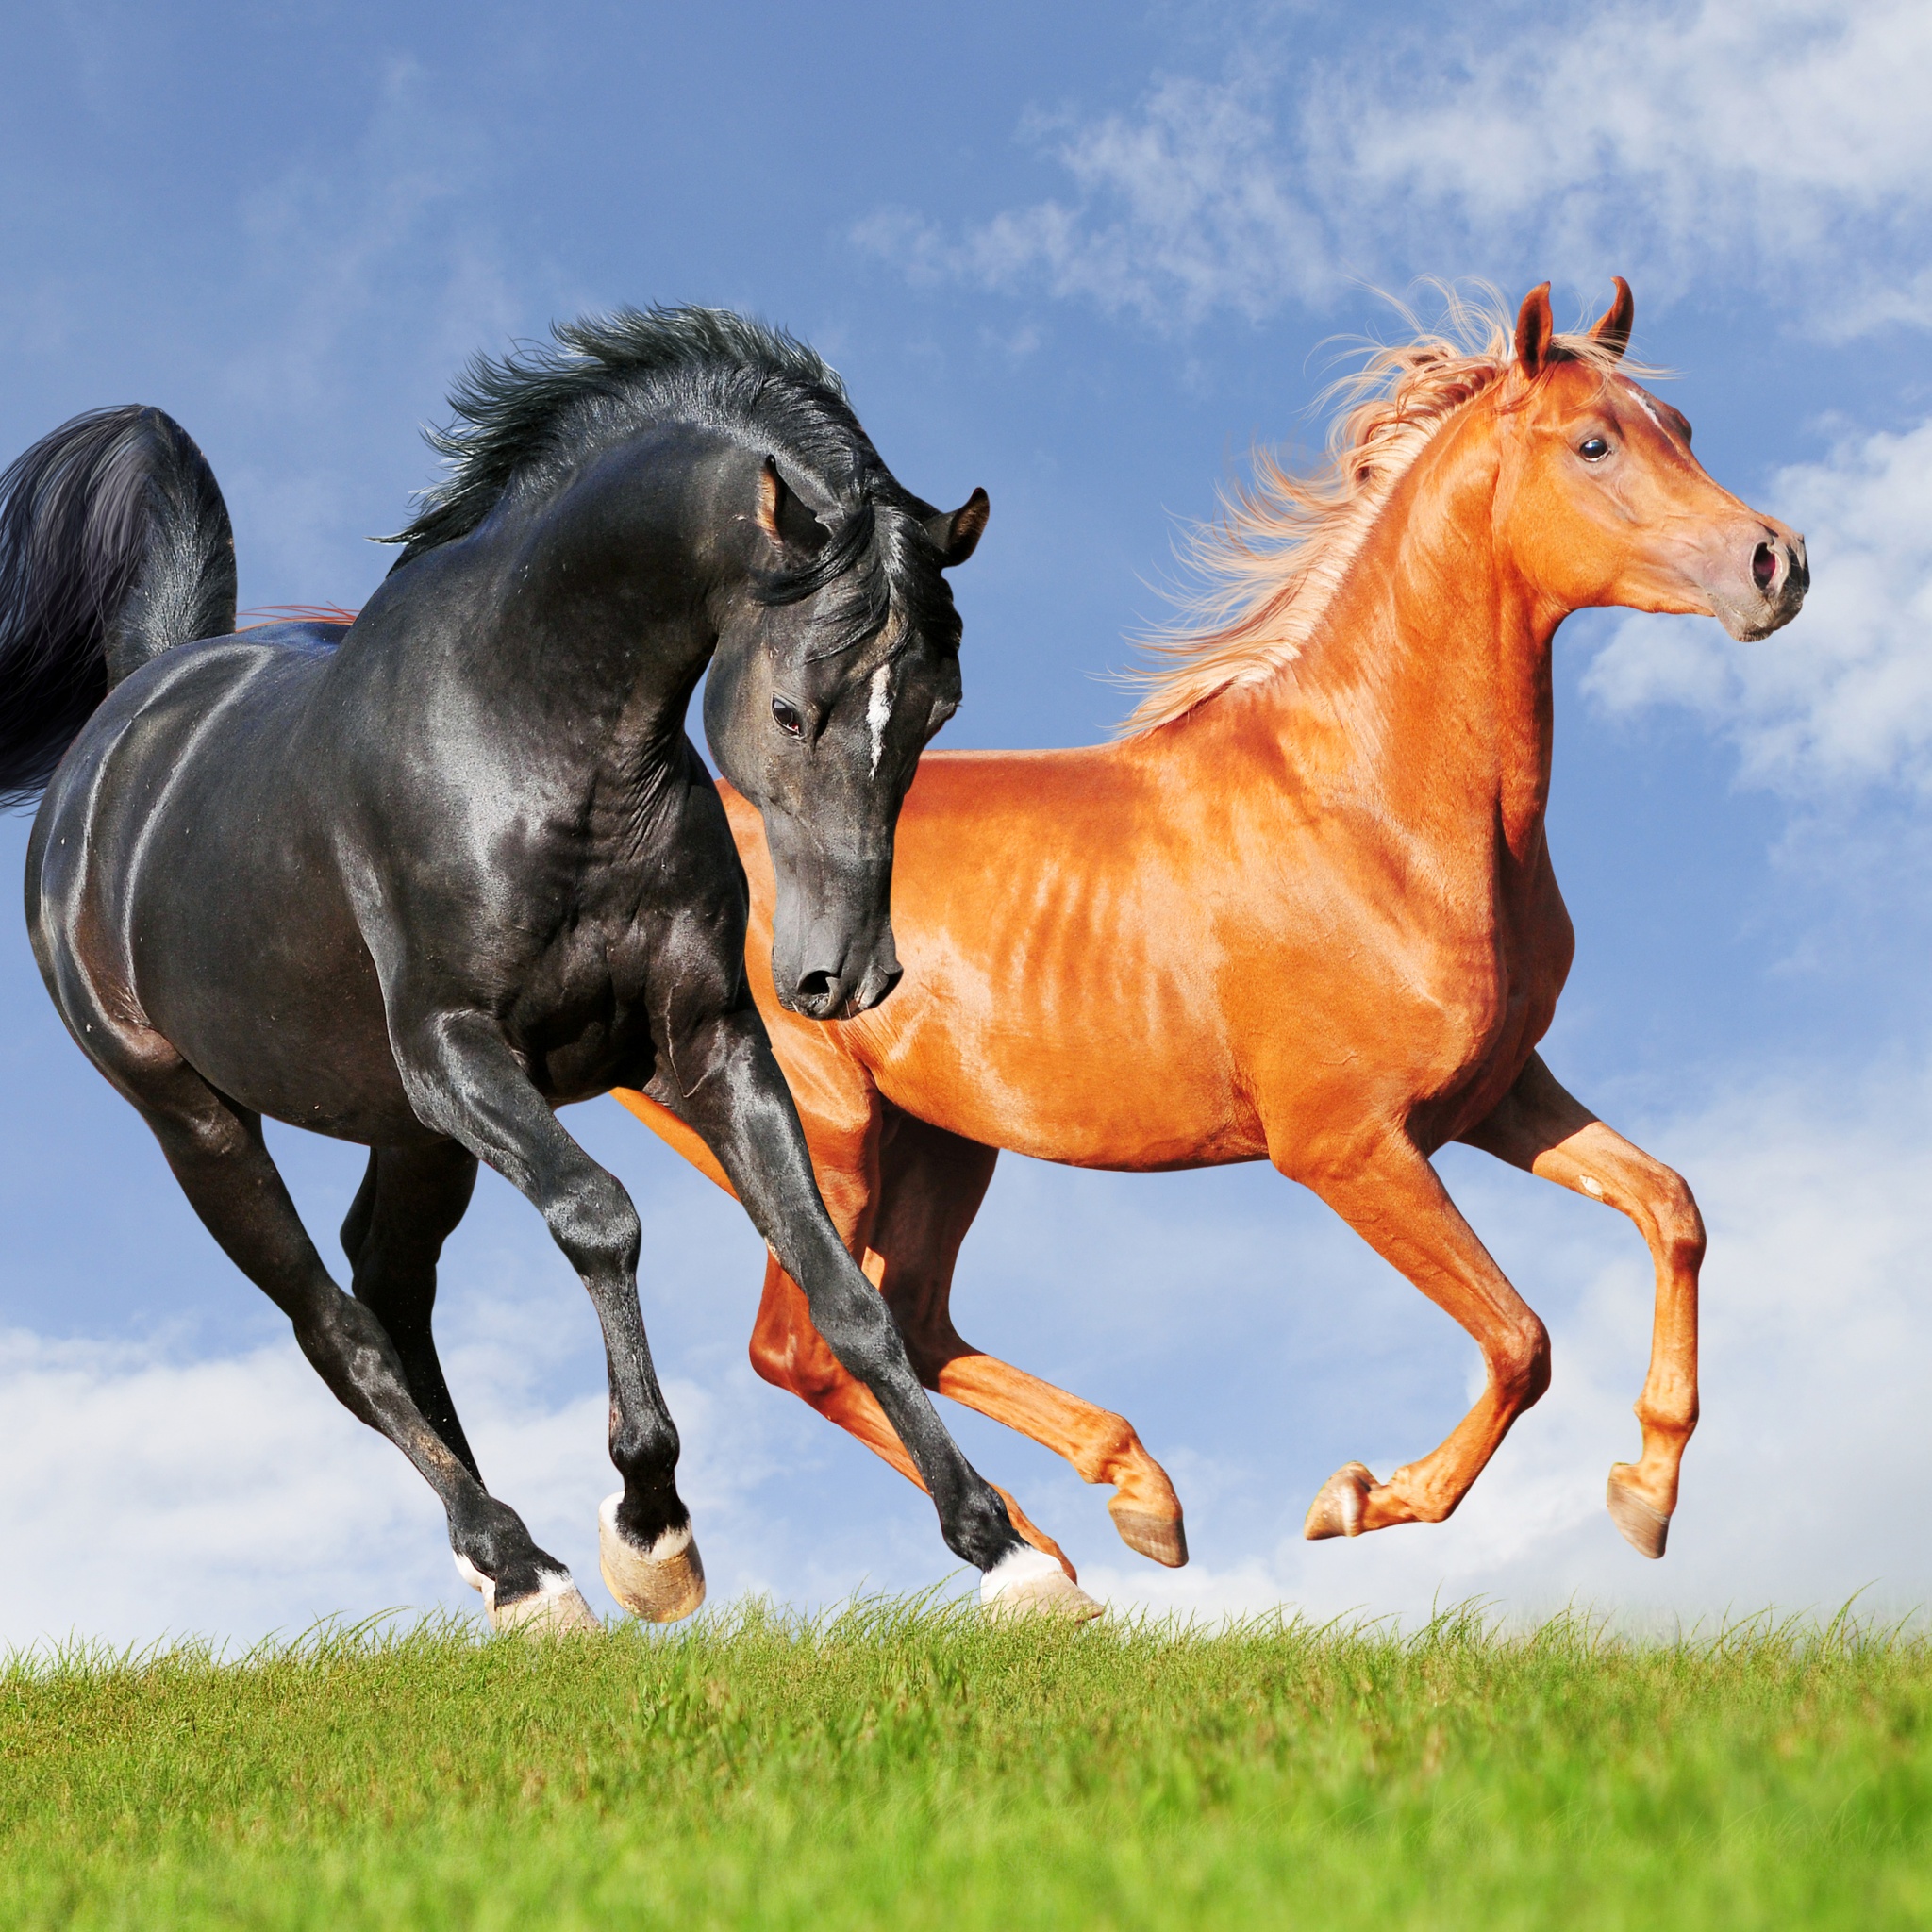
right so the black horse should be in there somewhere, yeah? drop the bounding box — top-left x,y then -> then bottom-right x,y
0,308 -> 1093,1629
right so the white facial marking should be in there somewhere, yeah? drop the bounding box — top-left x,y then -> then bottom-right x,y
1624,379 -> 1668,435
866,659 -> 893,778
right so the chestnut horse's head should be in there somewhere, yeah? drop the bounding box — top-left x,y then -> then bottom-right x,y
1497,280 -> 1807,641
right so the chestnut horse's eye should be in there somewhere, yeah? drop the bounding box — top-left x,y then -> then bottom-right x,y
1578,436 -> 1612,462
772,696 -> 804,737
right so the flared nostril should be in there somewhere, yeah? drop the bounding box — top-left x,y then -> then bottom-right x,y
795,969 -> 837,1008
1752,541 -> 1778,594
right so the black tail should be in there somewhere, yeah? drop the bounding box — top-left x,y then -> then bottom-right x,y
0,406 -> 236,808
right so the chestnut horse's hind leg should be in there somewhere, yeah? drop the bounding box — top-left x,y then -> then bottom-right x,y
1460,1052 -> 1703,1558
115,1044 -> 594,1632
748,1262 -> 1082,1578
750,1108 -> 1188,1571
1293,1130 -> 1552,1541
657,1011 -> 1097,1620
871,1112 -> 1187,1568
341,1142 -> 485,1483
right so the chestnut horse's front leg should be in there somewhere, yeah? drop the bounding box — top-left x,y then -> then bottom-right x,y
1291,1129 -> 1552,1540
1460,1051 -> 1704,1557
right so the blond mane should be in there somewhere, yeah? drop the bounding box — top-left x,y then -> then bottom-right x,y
1119,287 -> 1644,736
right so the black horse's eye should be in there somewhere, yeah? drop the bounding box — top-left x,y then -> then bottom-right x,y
1578,435 -> 1612,462
771,696 -> 804,738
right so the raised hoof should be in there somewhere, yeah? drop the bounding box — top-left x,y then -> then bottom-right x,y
454,1555 -> 600,1636
1304,1461 -> 1376,1541
1108,1505 -> 1189,1569
598,1493 -> 707,1623
1607,1473 -> 1670,1559
981,1545 -> 1105,1624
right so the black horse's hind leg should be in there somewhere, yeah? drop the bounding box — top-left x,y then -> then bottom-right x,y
341,1142 -> 483,1482
108,1038 -> 594,1630
391,1011 -> 704,1622
660,1008 -> 1099,1619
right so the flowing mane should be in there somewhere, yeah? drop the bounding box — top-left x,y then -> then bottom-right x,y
383,305 -> 957,664
1120,289 -> 1642,735
384,307 -> 858,563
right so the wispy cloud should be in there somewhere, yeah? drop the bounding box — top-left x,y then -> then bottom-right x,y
1584,415 -> 1932,794
856,69 -> 1334,327
1078,1058 -> 1932,1624
858,1 -> 1932,336
9,1056 -> 1932,1644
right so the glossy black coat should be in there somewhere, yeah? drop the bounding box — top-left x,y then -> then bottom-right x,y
5,314 -> 1017,1617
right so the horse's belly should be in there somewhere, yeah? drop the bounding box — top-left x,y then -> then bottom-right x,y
142,930 -> 426,1143
875,1020 -> 1263,1172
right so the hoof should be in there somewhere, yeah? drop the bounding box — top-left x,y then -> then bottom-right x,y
454,1555 -> 600,1636
981,1545 -> 1105,1624
1108,1503 -> 1189,1568
1304,1461 -> 1376,1541
598,1493 -> 707,1623
1607,1471 -> 1670,1559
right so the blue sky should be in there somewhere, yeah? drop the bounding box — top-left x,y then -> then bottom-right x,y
4,0 -> 1932,1644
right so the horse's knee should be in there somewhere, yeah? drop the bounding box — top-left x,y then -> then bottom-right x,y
1646,1167 -> 1707,1275
547,1171 -> 641,1280
1491,1313 -> 1551,1408
807,1271 -> 903,1385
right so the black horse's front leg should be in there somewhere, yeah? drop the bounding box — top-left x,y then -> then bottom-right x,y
393,1009 -> 704,1623
657,1007 -> 1099,1618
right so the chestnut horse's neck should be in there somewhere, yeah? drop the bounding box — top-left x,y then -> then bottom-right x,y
1157,395 -> 1559,869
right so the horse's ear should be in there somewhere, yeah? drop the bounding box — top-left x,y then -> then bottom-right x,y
1590,276 -> 1635,359
1514,283 -> 1556,378
755,457 -> 828,555
924,487 -> 990,569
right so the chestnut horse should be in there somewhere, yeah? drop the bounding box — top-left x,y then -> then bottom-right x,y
620,282 -> 1808,1577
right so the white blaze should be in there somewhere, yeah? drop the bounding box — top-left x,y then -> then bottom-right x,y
1624,378 -> 1669,435
866,660 -> 893,778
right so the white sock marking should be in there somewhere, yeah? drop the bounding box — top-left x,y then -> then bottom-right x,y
980,1544 -> 1065,1603
600,1491 -> 693,1562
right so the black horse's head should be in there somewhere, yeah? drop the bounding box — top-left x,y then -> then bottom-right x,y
706,456 -> 986,1020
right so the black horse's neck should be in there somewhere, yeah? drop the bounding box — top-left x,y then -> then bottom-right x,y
364,422 -> 772,794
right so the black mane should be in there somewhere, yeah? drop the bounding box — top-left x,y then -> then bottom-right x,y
382,305 -> 955,664
389,308 -> 852,558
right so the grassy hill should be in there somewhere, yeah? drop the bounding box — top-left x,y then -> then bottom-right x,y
4,1598 -> 1927,1929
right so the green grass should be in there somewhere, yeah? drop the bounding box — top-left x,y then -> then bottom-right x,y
3,1598 -> 1928,1930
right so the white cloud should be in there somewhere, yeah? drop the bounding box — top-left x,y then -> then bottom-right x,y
1583,415 -> 1932,793
9,1055 -> 1932,1645
1077,1058 -> 1932,1626
0,1284 -> 844,1652
860,1 -> 1932,335
857,71 -> 1333,326
1318,0 -> 1932,325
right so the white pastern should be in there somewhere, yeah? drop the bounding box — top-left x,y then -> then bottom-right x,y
979,1544 -> 1067,1604
454,1552 -> 591,1632
866,659 -> 893,778
598,1491 -> 692,1563
453,1549 -> 496,1613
